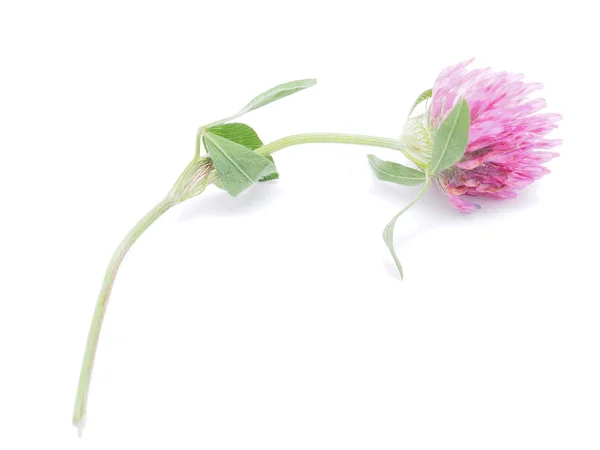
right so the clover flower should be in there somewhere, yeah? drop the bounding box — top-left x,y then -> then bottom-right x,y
73,65 -> 562,434
415,59 -> 561,212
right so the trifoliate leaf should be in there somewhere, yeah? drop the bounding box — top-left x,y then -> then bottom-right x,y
429,99 -> 470,174
367,155 -> 426,186
203,132 -> 276,197
408,88 -> 432,117
203,123 -> 279,182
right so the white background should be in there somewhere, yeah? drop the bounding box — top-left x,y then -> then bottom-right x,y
1,1 -> 598,449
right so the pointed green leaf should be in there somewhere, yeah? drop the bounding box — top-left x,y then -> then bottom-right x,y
235,79 -> 317,118
368,155 -> 426,186
408,88 -> 432,117
381,177 -> 431,279
204,79 -> 317,129
429,99 -> 470,174
383,212 -> 406,279
203,123 -> 280,182
203,132 -> 276,197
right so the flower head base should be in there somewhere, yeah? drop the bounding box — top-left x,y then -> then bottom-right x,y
398,114 -> 432,170
403,59 -> 561,212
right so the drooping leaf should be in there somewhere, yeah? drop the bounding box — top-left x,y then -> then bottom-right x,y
383,213 -> 406,279
368,155 -> 426,186
203,132 -> 276,197
381,178 -> 431,279
408,88 -> 432,117
429,99 -> 470,174
203,123 -> 279,182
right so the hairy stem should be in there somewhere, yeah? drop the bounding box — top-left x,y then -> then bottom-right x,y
73,196 -> 175,435
257,133 -> 399,153
255,133 -> 427,169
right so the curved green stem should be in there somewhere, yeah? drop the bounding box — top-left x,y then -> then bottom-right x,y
73,131 -> 423,435
257,133 -> 402,154
256,132 -> 391,153
198,131 -> 423,169
73,197 -> 175,435
255,133 -> 427,170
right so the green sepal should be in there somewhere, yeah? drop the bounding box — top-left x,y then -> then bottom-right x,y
408,88 -> 432,117
429,99 -> 471,174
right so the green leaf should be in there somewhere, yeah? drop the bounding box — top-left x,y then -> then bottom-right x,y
408,88 -> 432,117
382,178 -> 431,279
383,213 -> 406,279
203,123 -> 280,182
259,155 -> 279,182
367,155 -> 426,186
235,79 -> 317,118
429,99 -> 470,174
204,79 -> 317,129
203,132 -> 276,197
205,123 -> 263,149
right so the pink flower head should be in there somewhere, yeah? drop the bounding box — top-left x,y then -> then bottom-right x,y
430,59 -> 561,212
